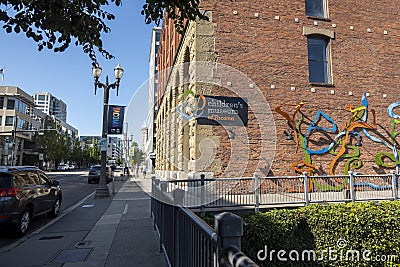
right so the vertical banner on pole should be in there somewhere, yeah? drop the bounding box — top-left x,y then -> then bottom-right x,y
107,105 -> 125,134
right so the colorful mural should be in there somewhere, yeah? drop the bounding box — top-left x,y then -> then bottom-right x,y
275,93 -> 400,179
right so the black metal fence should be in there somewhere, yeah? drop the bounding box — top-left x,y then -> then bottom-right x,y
151,178 -> 258,267
151,171 -> 399,266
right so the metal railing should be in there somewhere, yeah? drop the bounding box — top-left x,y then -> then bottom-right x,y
151,178 -> 258,267
153,171 -> 399,212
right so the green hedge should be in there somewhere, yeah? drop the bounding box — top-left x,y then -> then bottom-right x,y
242,201 -> 400,267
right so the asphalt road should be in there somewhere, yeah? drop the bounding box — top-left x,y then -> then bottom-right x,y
0,170 -> 96,248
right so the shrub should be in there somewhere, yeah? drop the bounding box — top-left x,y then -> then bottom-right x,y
242,201 -> 400,267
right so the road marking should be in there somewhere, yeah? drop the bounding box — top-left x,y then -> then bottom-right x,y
123,203 -> 128,215
82,204 -> 95,208
113,197 -> 150,201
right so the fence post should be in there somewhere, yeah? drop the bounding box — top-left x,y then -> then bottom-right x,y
151,176 -> 156,219
200,174 -> 205,216
348,171 -> 356,202
215,212 -> 243,265
303,172 -> 309,205
254,173 -> 259,212
391,171 -> 398,200
153,178 -> 161,231
173,189 -> 185,267
159,182 -> 168,253
173,188 -> 185,205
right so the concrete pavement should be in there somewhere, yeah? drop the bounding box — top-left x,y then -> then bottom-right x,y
0,175 -> 167,267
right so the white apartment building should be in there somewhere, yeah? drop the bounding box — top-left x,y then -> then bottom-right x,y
143,27 -> 161,173
33,92 -> 67,122
108,137 -> 122,161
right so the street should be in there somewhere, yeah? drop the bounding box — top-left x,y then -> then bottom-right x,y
0,170 -> 95,248
0,173 -> 157,267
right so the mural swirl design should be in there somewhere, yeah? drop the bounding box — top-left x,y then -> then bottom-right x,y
275,93 -> 400,191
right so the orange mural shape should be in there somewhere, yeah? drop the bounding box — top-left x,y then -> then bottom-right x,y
329,107 -> 376,175
275,102 -> 306,152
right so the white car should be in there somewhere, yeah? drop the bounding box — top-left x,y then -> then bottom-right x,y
57,164 -> 67,171
68,164 -> 75,170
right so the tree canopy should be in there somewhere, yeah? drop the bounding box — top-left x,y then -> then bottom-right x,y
0,0 -> 207,63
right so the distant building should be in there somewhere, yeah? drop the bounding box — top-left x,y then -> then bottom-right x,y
33,92 -> 67,122
140,122 -> 148,153
80,136 -> 101,145
143,27 -> 161,172
80,136 -> 121,161
107,137 -> 122,160
55,116 -> 78,136
0,86 -> 42,165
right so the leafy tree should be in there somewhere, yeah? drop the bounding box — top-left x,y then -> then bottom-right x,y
0,0 -> 207,62
130,141 -> 144,165
141,0 -> 208,33
71,134 -> 84,168
35,116 -> 70,169
83,137 -> 100,166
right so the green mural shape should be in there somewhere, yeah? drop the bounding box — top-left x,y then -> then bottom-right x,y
312,143 -> 361,192
390,118 -> 400,143
375,152 -> 400,168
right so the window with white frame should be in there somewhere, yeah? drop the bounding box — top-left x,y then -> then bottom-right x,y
307,35 -> 332,84
305,0 -> 328,18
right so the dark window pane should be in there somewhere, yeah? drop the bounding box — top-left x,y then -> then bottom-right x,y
0,173 -> 12,188
5,116 -> 14,126
308,60 -> 328,83
307,36 -> 329,83
6,98 -> 15,110
308,39 -> 327,60
306,0 -> 324,17
0,97 -> 4,108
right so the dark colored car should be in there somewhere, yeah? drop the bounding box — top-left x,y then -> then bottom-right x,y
0,166 -> 62,236
88,165 -> 112,184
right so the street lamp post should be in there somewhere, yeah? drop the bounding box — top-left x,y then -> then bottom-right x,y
92,63 -> 124,198
10,116 -> 18,166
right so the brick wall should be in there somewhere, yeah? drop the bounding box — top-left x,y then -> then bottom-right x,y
197,0 -> 400,176
156,0 -> 400,178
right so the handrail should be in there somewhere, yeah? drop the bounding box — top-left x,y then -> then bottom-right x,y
151,179 -> 259,267
224,246 -> 259,267
152,172 -> 398,210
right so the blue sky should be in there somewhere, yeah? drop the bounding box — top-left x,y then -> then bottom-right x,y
0,1 -> 155,144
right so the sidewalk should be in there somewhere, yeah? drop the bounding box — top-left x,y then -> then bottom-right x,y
0,176 -> 166,267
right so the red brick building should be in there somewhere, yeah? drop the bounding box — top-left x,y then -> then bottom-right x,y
156,0 -> 400,179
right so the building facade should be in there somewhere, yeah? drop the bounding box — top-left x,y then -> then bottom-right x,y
34,92 -> 67,122
80,136 -> 121,162
143,27 -> 162,173
0,86 -> 44,165
156,0 -> 400,179
107,136 -> 122,161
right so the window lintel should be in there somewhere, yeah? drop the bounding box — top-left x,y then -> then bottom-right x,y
303,27 -> 335,39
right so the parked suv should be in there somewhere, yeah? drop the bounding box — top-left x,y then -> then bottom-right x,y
0,166 -> 62,236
